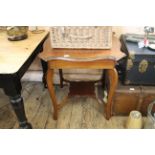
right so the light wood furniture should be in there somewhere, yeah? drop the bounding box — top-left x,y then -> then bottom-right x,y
0,30 -> 49,128
39,37 -> 125,120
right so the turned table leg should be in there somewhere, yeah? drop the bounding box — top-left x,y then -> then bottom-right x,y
46,68 -> 58,120
2,77 -> 32,129
9,95 -> 32,129
41,59 -> 48,88
105,68 -> 118,120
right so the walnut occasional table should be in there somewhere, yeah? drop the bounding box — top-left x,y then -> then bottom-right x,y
39,37 -> 125,120
0,30 -> 49,128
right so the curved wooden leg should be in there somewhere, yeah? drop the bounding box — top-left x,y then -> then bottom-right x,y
46,68 -> 58,120
105,68 -> 118,120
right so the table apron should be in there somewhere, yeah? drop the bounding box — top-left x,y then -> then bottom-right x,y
48,59 -> 116,69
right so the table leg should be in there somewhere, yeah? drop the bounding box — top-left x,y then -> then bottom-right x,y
41,60 -> 48,88
105,68 -> 118,120
46,68 -> 58,120
9,95 -> 32,129
3,77 -> 32,128
59,69 -> 64,88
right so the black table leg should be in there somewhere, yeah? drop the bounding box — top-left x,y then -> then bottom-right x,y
2,75 -> 32,129
41,59 -> 48,88
9,95 -> 32,129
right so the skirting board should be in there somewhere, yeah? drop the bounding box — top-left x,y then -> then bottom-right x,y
21,71 -> 61,84
21,71 -> 102,84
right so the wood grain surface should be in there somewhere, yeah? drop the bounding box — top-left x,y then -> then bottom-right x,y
0,82 -> 132,129
0,31 -> 49,74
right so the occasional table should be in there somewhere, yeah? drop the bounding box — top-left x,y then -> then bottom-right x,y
39,37 -> 125,120
0,30 -> 49,128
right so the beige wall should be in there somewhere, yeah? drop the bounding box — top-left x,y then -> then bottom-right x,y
33,26 -> 153,38
112,26 -> 143,37
37,26 -> 151,35
112,26 -> 155,38
36,26 -> 147,32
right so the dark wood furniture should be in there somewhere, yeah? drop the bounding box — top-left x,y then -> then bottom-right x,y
0,31 -> 49,128
39,37 -> 125,120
